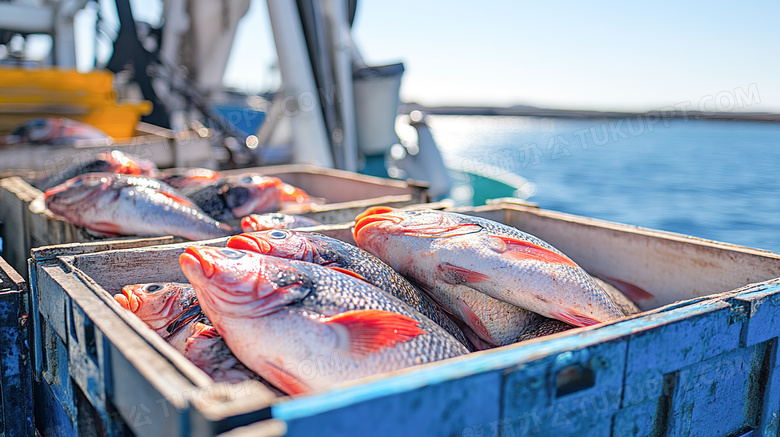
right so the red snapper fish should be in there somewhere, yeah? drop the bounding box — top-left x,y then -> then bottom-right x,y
180,247 -> 468,395
41,149 -> 158,190
240,213 -> 322,233
116,283 -> 277,386
45,173 -> 234,240
188,176 -> 320,221
226,230 -> 471,348
158,168 -> 222,194
353,208 -> 626,329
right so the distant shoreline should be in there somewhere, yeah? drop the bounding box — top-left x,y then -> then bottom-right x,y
400,103 -> 780,123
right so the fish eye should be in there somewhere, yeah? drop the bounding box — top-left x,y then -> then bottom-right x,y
72,178 -> 84,186
267,230 -> 289,239
145,284 -> 163,293
220,249 -> 246,259
240,176 -> 253,184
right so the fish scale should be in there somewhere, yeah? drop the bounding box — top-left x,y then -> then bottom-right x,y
227,231 -> 471,347
354,209 -> 626,337
45,173 -> 235,240
254,258 -> 469,366
180,248 -> 468,394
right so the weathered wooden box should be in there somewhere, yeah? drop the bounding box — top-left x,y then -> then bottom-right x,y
0,123 -> 214,180
0,255 -> 33,437
0,165 -> 430,279
28,204 -> 780,436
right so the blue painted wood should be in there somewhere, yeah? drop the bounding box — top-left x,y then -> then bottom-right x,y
284,371 -> 502,437
732,282 -> 780,347
666,343 -> 767,436
611,400 -> 661,437
0,257 -> 34,437
730,280 -> 780,436
34,380 -> 77,437
623,302 -> 742,408
501,340 -> 627,437
67,299 -> 108,418
35,262 -> 69,344
39,317 -> 76,428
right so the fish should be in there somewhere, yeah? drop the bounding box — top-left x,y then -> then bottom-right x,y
240,214 -> 322,233
514,318 -> 574,342
115,283 -> 205,351
180,247 -> 468,395
594,278 -> 640,316
40,149 -> 159,190
44,173 -> 235,240
353,208 -> 626,330
187,175 -> 319,221
0,117 -> 111,147
115,283 -> 276,387
226,230 -> 471,348
158,168 -> 223,194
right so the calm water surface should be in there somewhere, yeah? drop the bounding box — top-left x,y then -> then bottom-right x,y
428,115 -> 780,253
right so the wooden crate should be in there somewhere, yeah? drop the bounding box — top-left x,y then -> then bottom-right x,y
0,255 -> 34,437
0,166 -> 431,280
27,204 -> 780,436
0,123 -> 215,180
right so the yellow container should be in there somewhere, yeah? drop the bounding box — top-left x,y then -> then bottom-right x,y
0,68 -> 152,140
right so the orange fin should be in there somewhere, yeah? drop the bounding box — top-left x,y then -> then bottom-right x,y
323,309 -> 426,358
185,323 -> 221,357
438,263 -> 490,284
192,323 -> 220,339
456,298 -> 497,346
597,275 -> 654,302
490,235 -> 578,268
327,266 -> 368,282
553,309 -> 601,327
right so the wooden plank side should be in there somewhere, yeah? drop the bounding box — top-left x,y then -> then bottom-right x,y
35,261 -> 198,437
622,304 -> 743,409
220,164 -> 428,204
0,177 -> 37,277
0,282 -> 34,436
665,342 -> 769,437
45,256 -> 282,433
0,129 -> 213,177
282,371 -> 501,437
501,339 -> 627,437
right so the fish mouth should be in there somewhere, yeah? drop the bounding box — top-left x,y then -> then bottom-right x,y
278,183 -> 311,203
115,287 -> 141,312
43,183 -> 70,200
353,207 -> 402,241
240,216 -> 259,232
227,234 -> 272,254
180,247 -> 216,279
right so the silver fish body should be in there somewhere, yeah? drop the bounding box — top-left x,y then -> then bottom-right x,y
354,209 -> 625,331
227,230 -> 471,348
180,247 -> 468,394
45,173 -> 235,240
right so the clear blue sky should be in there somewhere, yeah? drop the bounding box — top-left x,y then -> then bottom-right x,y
94,1 -> 780,113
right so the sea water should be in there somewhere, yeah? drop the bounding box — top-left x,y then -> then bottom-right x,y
429,115 -> 780,253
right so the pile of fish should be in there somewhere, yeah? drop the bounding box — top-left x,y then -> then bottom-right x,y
114,207 -> 651,397
41,150 -> 323,239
